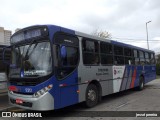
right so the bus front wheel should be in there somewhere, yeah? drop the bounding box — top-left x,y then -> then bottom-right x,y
85,84 -> 99,108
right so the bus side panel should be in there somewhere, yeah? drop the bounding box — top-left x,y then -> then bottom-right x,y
125,66 -> 139,89
120,65 -> 139,91
78,84 -> 88,103
150,65 -> 156,81
112,66 -> 125,93
129,65 -> 156,89
101,81 -> 112,96
120,65 -> 129,91
144,65 -> 156,83
78,65 -> 114,102
132,66 -> 142,88
59,70 -> 79,108
48,76 -> 61,109
125,66 -> 134,90
144,65 -> 150,83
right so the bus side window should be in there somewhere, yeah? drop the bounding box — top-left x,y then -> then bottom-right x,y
139,51 -> 145,65
150,53 -> 155,64
134,50 -> 139,65
124,48 -> 133,65
57,46 -> 78,79
114,56 -> 124,65
145,52 -> 150,65
114,45 -> 124,65
125,57 -> 132,65
82,39 -> 99,65
100,42 -> 113,65
114,45 -> 123,56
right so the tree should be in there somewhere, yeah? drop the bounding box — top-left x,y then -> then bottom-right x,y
156,54 -> 160,75
91,29 -> 112,39
156,54 -> 160,64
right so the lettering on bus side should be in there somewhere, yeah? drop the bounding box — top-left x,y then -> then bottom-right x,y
96,68 -> 109,76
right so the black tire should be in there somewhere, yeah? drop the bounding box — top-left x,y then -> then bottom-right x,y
85,84 -> 99,108
137,76 -> 144,91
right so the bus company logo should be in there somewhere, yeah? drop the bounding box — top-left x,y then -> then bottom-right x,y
114,69 -> 122,75
2,112 -> 11,117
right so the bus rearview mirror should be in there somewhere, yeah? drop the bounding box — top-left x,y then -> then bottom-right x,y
60,46 -> 67,59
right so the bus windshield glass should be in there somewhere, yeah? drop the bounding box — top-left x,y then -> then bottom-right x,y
10,41 -> 52,78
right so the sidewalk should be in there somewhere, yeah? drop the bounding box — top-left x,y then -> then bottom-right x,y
0,81 -> 8,94
0,72 -> 8,95
0,88 -> 7,94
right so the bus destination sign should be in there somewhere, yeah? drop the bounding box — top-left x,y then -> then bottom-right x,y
11,27 -> 48,44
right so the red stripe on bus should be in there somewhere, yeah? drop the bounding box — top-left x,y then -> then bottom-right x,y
130,68 -> 136,88
120,67 -> 126,91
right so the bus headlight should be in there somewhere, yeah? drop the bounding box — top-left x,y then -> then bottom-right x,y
33,84 -> 53,98
9,90 -> 13,94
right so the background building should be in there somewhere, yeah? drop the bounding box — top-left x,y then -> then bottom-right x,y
0,27 -> 12,45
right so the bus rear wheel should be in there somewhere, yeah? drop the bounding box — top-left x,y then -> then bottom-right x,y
137,76 -> 144,90
85,84 -> 99,108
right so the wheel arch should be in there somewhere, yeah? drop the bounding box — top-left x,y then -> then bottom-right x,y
139,74 -> 145,83
88,80 -> 102,102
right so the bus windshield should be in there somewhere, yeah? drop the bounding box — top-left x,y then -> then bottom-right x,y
10,41 -> 52,78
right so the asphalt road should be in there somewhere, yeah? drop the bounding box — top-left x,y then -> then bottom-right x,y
1,78 -> 160,120
0,93 -> 10,110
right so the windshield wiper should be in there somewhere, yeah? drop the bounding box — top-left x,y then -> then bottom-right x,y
24,40 -> 37,60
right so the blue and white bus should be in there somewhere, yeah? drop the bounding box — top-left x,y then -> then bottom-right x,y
3,25 -> 156,111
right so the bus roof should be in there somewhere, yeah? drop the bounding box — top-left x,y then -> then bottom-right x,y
12,24 -> 155,53
110,40 -> 154,53
74,30 -> 154,53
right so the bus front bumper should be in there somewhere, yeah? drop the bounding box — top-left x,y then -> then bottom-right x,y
8,92 -> 54,111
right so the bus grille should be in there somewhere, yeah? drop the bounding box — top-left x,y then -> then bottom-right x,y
10,81 -> 38,86
9,75 -> 51,86
13,91 -> 34,95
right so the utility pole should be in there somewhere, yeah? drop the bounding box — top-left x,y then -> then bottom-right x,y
146,21 -> 151,50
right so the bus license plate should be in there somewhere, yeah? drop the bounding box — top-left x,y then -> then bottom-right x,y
16,99 -> 23,104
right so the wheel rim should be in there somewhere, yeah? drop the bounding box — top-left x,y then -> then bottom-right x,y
88,89 -> 96,101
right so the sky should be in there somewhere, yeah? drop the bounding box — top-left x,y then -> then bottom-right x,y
0,0 -> 160,53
